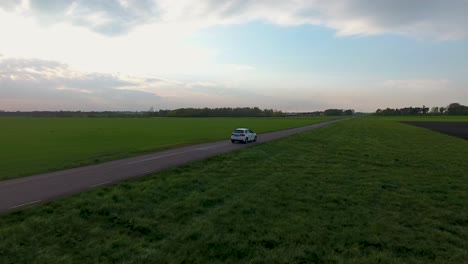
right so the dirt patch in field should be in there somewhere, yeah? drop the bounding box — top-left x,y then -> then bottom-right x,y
402,121 -> 468,140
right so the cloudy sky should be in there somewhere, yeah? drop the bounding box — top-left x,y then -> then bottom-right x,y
1,0 -> 467,112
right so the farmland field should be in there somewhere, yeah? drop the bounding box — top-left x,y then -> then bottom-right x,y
0,117 -> 467,263
0,117 -> 339,181
381,115 -> 468,140
403,121 -> 468,140
381,115 -> 468,122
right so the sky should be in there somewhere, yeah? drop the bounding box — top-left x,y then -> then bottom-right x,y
1,0 -> 468,112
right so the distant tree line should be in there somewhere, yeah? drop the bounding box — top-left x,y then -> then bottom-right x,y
375,103 -> 468,116
146,107 -> 284,117
0,111 -> 143,118
0,107 -> 285,118
286,109 -> 356,117
323,109 -> 355,116
0,107 -> 358,118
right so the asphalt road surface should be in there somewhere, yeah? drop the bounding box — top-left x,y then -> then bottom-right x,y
0,119 -> 345,213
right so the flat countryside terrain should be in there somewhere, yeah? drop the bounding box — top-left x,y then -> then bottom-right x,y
0,117 -> 339,181
381,116 -> 468,122
1,117 -> 467,263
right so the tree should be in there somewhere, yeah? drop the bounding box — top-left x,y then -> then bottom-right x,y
422,105 -> 429,115
447,103 -> 461,114
323,109 -> 344,116
447,103 -> 468,115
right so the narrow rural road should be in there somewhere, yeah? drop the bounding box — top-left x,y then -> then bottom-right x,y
0,119 -> 345,213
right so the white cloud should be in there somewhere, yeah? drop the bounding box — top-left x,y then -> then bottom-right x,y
56,86 -> 93,94
0,56 -> 265,111
1,55 -> 466,112
2,0 -> 468,40
0,56 -> 161,111
0,8 -> 215,77
23,0 -> 157,35
0,1 -> 466,78
1,1 -> 467,112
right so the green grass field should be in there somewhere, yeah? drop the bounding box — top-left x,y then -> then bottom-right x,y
0,117 -> 338,181
1,117 -> 467,263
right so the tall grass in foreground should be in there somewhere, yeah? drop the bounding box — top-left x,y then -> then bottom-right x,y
0,117 -> 467,263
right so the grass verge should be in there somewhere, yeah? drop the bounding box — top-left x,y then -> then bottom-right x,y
0,117 -> 467,263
